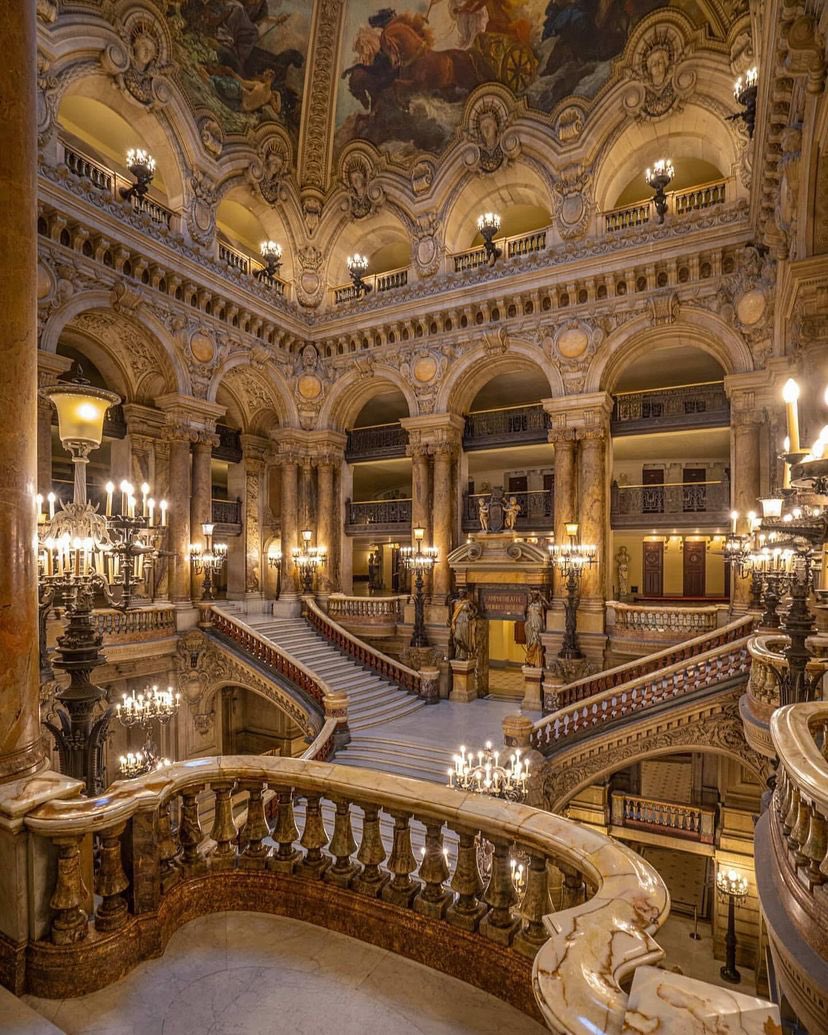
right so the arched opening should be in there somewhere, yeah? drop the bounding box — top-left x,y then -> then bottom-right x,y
220,686 -> 307,757
216,189 -> 293,282
329,212 -> 411,295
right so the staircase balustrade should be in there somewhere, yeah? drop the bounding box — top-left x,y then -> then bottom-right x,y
612,382 -> 729,433
304,598 -> 427,698
91,605 -> 176,643
21,754 -> 669,1035
326,594 -> 407,624
608,601 -> 727,639
532,635 -> 751,752
610,791 -> 715,843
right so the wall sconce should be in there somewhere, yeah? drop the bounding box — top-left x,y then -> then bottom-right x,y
645,159 -> 674,224
120,148 -> 156,201
256,240 -> 283,281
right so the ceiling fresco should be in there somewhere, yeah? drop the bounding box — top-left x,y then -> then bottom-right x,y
169,0 -> 310,139
334,0 -> 712,164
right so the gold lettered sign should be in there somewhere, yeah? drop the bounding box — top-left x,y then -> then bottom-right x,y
478,584 -> 528,620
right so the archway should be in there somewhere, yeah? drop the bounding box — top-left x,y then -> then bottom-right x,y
220,685 -> 306,757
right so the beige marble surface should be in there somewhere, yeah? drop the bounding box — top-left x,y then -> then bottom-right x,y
0,984 -> 63,1034
624,965 -> 780,1034
24,911 -> 547,1035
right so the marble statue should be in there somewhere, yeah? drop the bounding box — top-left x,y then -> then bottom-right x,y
615,546 -> 630,600
477,496 -> 490,532
450,590 -> 478,660
524,588 -> 551,668
504,495 -> 522,530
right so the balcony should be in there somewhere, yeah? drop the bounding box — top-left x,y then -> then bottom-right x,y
218,239 -> 286,297
63,142 -> 174,229
213,424 -> 243,463
452,227 -> 548,273
345,423 -> 408,462
610,791 -> 716,844
345,497 -> 412,535
610,479 -> 730,529
463,404 -> 550,451
212,496 -> 242,531
333,267 -> 409,305
462,489 -> 553,532
612,382 -> 729,436
604,179 -> 728,234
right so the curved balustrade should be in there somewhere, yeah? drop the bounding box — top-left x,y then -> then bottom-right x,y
91,605 -> 176,643
326,593 -> 407,625
304,598 -> 430,699
532,635 -> 751,753
608,601 -> 727,643
547,615 -> 754,713
21,754 -> 669,1034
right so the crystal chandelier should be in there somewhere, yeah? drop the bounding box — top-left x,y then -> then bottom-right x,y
292,528 -> 326,594
116,684 -> 180,779
448,741 -> 529,803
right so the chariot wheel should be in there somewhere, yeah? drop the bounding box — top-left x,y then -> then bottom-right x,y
500,43 -> 537,94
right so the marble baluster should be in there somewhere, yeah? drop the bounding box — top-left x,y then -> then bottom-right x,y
560,862 -> 586,908
446,827 -> 486,930
239,780 -> 270,869
480,838 -> 520,944
157,798 -> 181,892
94,822 -> 129,931
353,802 -> 388,896
324,797 -> 359,887
269,787 -> 301,873
179,785 -> 206,874
49,836 -> 89,944
514,853 -> 550,958
413,819 -> 452,919
801,806 -> 826,886
382,810 -> 421,907
0,0 -> 45,781
298,793 -> 330,878
210,781 -> 237,868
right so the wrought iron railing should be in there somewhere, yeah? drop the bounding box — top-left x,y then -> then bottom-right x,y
612,382 -> 729,434
462,489 -> 553,531
345,497 -> 412,530
610,792 -> 716,844
463,403 -> 550,449
212,497 -> 242,525
345,423 -> 408,461
213,424 -> 243,463
611,479 -> 730,527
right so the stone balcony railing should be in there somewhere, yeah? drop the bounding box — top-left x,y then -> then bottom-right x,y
611,479 -> 731,528
326,593 -> 407,627
17,753 -> 672,1035
462,489 -> 553,532
611,381 -> 729,435
345,497 -> 412,534
603,179 -> 728,233
333,267 -> 409,304
62,142 -> 175,229
345,422 -> 408,461
90,605 -> 176,644
610,791 -> 716,844
607,601 -> 730,656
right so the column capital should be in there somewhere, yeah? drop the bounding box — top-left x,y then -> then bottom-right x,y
400,413 -> 464,454
155,393 -> 225,435
542,392 -> 613,437
122,403 -> 167,440
239,433 -> 270,464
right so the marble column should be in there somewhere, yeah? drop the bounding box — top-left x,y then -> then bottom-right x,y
731,412 -> 762,612
166,429 -> 193,605
36,353 -> 72,495
432,441 -> 456,601
279,457 -> 300,599
577,428 -> 609,607
243,455 -> 265,600
189,434 -> 214,600
0,0 -> 45,780
316,459 -> 337,594
551,430 -> 577,600
409,443 -> 432,544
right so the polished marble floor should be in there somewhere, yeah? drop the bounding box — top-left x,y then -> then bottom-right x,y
658,915 -> 757,996
24,912 -> 547,1035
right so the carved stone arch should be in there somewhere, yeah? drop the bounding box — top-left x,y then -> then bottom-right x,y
318,365 -> 417,431
209,356 -> 299,432
324,207 -> 413,291
213,179 -> 298,284
586,310 -> 754,394
201,677 -> 320,743
436,339 -> 564,415
40,291 -> 188,400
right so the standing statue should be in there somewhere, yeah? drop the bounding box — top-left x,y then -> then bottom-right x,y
615,546 -> 630,600
504,495 -> 522,531
477,496 -> 490,532
524,588 -> 551,668
450,589 -> 478,660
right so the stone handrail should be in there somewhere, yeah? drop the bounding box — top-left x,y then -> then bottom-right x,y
747,634 -> 828,713
610,791 -> 716,844
22,754 -> 669,1034
604,178 -> 728,232
451,227 -> 549,273
300,717 -> 340,761
206,606 -> 331,710
304,598 -> 432,700
333,266 -> 409,303
326,593 -> 407,624
91,605 -> 176,643
607,600 -> 728,637
546,615 -> 754,713
532,634 -> 751,752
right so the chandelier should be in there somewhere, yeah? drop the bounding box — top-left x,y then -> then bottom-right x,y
256,239 -> 283,281
730,66 -> 758,138
120,147 -> 156,201
292,528 -> 326,594
346,253 -> 371,297
448,742 -> 529,803
476,211 -> 502,263
116,683 -> 180,779
400,526 -> 438,647
189,522 -> 227,600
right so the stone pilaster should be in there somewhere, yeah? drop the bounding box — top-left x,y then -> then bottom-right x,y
0,0 -> 47,780
432,438 -> 459,601
549,428 -> 577,601
190,432 -> 217,601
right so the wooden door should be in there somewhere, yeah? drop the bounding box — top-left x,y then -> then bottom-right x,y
683,539 -> 706,597
642,468 -> 664,513
642,541 -> 663,597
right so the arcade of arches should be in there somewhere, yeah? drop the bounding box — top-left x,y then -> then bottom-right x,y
1,1 -> 828,1033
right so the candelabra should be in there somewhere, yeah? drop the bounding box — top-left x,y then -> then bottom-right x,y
716,868 -> 749,983
120,147 -> 156,201
548,522 -> 596,659
645,158 -> 674,223
38,368 -> 170,794
729,66 -> 758,138
447,741 -> 529,803
256,239 -> 282,281
189,522 -> 227,600
400,526 -> 438,647
116,683 -> 180,778
751,547 -> 795,628
477,211 -> 502,263
346,253 -> 372,296
292,529 -> 326,595
267,544 -> 282,598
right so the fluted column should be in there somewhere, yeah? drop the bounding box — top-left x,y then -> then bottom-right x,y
166,427 -> 193,604
432,440 -> 458,601
551,430 -> 577,600
577,428 -> 609,605
279,457 -> 300,598
190,434 -> 214,600
732,411 -> 762,612
0,0 -> 45,780
316,459 -> 336,594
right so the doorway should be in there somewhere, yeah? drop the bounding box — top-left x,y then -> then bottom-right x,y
683,539 -> 706,597
643,540 -> 664,597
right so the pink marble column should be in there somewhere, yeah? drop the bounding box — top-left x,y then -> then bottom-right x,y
551,430 -> 577,600
432,441 -> 457,601
189,434 -> 214,600
316,459 -> 337,594
577,428 -> 609,605
732,413 -> 762,611
409,443 -> 432,544
166,429 -> 193,604
279,458 -> 299,597
0,0 -> 46,779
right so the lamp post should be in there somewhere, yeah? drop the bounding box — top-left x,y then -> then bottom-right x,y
189,522 -> 227,601
120,148 -> 156,201
716,868 -> 749,983
268,544 -> 282,598
730,67 -> 758,138
548,522 -> 596,659
476,211 -> 502,264
256,239 -> 282,281
292,529 -> 326,595
400,526 -> 438,648
346,254 -> 371,297
645,159 -> 674,224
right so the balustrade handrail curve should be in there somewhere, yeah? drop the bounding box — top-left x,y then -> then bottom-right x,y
546,614 -> 754,711
305,597 -> 422,695
23,753 -> 669,1034
327,593 -> 408,617
771,702 -> 828,816
747,633 -> 828,673
207,605 -> 333,709
608,600 -> 726,618
91,605 -> 176,638
531,632 -> 752,751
